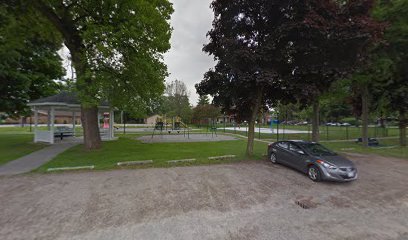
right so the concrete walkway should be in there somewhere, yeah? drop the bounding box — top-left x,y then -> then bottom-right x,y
0,143 -> 77,176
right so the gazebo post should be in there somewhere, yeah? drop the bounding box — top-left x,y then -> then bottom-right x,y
34,107 -> 38,143
72,111 -> 76,137
97,112 -> 101,129
50,107 -> 55,144
109,109 -> 114,139
47,109 -> 51,130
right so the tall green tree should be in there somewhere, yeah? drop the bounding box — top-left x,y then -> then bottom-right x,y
197,0 -> 296,156
161,80 -> 192,123
348,0 -> 408,147
286,0 -> 383,142
197,0 -> 382,156
197,95 -> 210,106
192,104 -> 220,123
9,0 -> 173,149
373,0 -> 408,146
346,56 -> 393,147
0,3 -> 64,117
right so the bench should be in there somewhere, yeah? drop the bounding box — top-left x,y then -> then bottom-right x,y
54,127 -> 74,140
355,137 -> 379,146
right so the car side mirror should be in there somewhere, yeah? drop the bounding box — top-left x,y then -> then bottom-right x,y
297,150 -> 305,155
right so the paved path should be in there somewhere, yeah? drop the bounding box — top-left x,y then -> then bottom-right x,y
138,133 -> 238,143
0,143 -> 77,176
224,132 -> 272,144
222,127 -> 310,134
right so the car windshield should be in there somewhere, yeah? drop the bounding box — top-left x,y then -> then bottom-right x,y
299,143 -> 337,156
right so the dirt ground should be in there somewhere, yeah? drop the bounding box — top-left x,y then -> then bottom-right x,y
0,153 -> 407,240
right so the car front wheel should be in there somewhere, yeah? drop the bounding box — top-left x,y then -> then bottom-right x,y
308,165 -> 321,182
269,152 -> 277,164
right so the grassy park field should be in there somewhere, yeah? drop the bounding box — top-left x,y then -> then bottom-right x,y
36,135 -> 267,172
0,132 -> 46,166
324,139 -> 408,159
0,126 -> 406,172
210,124 -> 400,141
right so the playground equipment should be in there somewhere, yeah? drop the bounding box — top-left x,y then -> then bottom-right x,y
206,118 -> 218,138
151,116 -> 190,138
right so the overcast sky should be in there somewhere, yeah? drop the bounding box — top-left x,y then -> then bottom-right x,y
164,0 -> 215,106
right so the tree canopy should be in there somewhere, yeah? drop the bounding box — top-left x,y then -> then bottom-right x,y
196,0 -> 382,155
197,95 -> 210,106
371,0 -> 408,146
28,0 -> 173,111
10,0 -> 174,149
192,104 -> 220,123
159,80 -> 192,123
0,3 -> 64,117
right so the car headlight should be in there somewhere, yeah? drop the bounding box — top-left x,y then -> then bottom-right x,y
316,160 -> 337,170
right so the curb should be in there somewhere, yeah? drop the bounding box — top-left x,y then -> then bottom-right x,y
47,166 -> 95,172
117,160 -> 153,166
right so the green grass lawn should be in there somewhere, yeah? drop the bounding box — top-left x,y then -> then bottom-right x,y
213,124 -> 401,142
323,139 -> 408,160
0,134 -> 47,166
0,125 -> 404,174
0,126 -> 34,134
118,124 -> 401,142
36,136 -> 268,172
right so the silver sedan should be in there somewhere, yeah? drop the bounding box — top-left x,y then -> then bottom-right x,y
268,140 -> 358,182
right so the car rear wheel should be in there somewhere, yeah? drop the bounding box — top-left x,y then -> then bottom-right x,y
308,165 -> 321,182
269,152 -> 277,164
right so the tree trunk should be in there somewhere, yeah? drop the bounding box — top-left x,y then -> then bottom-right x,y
361,85 -> 369,148
71,49 -> 102,150
246,117 -> 256,157
81,105 -> 101,150
31,1 -> 102,150
399,110 -> 407,147
379,116 -> 385,128
246,90 -> 263,157
21,117 -> 26,127
312,100 -> 320,142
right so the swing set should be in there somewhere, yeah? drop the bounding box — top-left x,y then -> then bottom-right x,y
151,116 -> 190,138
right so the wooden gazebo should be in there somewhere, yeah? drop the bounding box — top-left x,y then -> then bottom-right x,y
28,92 -> 115,144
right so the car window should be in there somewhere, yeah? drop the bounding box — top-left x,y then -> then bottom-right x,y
289,143 -> 302,153
277,142 -> 288,149
299,143 -> 337,156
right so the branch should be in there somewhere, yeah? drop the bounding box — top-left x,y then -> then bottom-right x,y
73,14 -> 88,23
64,0 -> 80,10
32,0 -> 81,51
32,1 -> 68,39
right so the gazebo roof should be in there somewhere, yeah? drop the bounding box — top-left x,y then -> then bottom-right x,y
28,92 -> 110,109
30,91 -> 81,105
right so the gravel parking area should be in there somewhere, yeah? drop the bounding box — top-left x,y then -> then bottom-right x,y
0,153 -> 407,240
